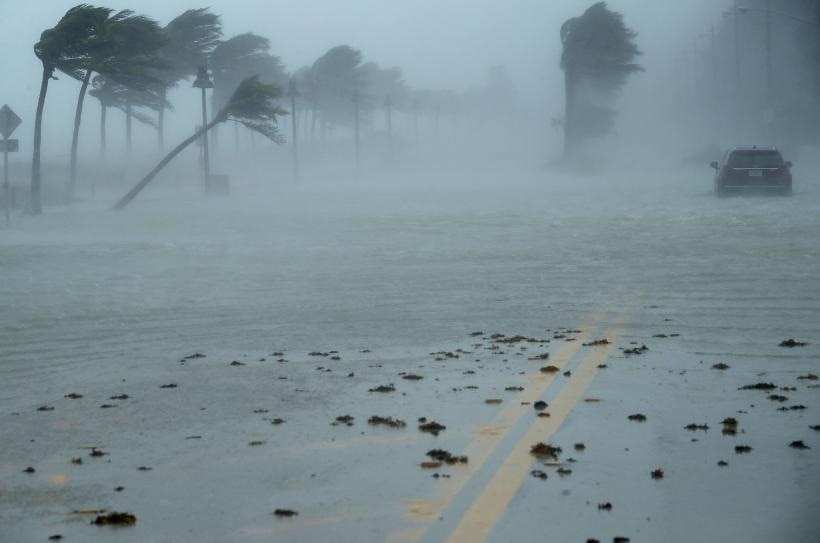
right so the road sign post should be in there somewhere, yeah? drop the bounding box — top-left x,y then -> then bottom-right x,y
1,105 -> 22,226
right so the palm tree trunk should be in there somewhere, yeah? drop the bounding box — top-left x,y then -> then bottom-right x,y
30,64 -> 51,215
100,104 -> 107,158
112,118 -> 220,210
68,70 -> 92,203
126,103 -> 132,155
158,86 -> 166,153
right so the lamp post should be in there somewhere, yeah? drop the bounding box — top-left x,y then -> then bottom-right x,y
288,79 -> 300,183
192,66 -> 214,188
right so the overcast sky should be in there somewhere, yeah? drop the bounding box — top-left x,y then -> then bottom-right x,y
0,0 -> 727,154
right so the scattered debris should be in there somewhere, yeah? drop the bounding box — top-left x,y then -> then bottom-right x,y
583,338 -> 611,346
540,365 -> 560,374
556,467 -> 572,477
114,486 -> 124,492
419,421 -> 446,436
109,394 -> 129,400
368,416 -> 406,428
810,425 -> 820,431
369,384 -> 396,393
99,404 -> 117,409
797,373 -> 818,381
597,502 -> 613,511
48,535 -> 63,541
248,441 -> 266,446
92,512 -> 137,526
651,468 -> 664,480
584,398 -> 601,403
574,443 -> 586,451
711,363 -> 730,370
137,466 -> 152,471
735,445 -> 753,454
789,440 -> 811,450
71,457 -> 83,465
426,449 -> 468,464
684,423 -> 709,431
613,538 -> 631,543
420,461 -> 442,469
159,384 -> 178,389
778,405 -> 807,411
37,405 -> 54,412
271,419 -> 286,425
505,386 -> 524,392
628,413 -> 647,422
537,412 -> 551,418
183,353 -> 206,360
739,383 -> 776,391
89,448 -> 107,457
273,509 -> 298,517
484,399 -> 503,405
402,374 -> 424,381
652,334 -> 668,338
779,339 -> 807,348
533,401 -> 548,411
767,394 -> 789,402
528,352 -> 550,361
530,442 -> 562,460
229,360 -> 245,366
622,345 -> 648,355
717,460 -> 729,467
333,415 -> 355,426
22,466 -> 35,474
530,470 -> 548,480
64,393 -> 83,399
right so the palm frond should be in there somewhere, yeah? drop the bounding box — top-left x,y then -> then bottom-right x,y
218,76 -> 287,143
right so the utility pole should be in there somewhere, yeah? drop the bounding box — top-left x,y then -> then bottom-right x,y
710,25 -> 718,85
385,94 -> 393,163
733,0 -> 742,134
353,89 -> 361,169
288,80 -> 300,183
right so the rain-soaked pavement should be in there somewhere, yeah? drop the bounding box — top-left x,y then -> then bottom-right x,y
1,167 -> 818,542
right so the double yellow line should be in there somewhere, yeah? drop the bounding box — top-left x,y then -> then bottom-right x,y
390,314 -> 623,543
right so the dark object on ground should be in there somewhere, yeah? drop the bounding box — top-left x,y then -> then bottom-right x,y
778,405 -> 807,411
779,338 -> 807,347
768,394 -> 789,402
735,445 -> 753,454
109,394 -> 129,400
402,374 -> 424,381
184,353 -> 206,359
685,423 -> 709,431
333,415 -> 355,426
159,383 -> 178,389
426,449 -> 468,464
614,538 -> 631,543
100,404 -> 117,409
37,405 -> 54,411
48,535 -> 63,540
528,352 -> 550,361
622,345 -> 648,355
505,386 -> 525,391
22,466 -> 35,474
739,383 -> 776,391
114,486 -> 124,492
717,460 -> 729,467
583,338 -> 610,346
597,502 -> 613,511
557,467 -> 572,476
89,448 -> 107,457
71,457 -> 83,464
92,512 -> 136,526
530,470 -> 548,480
534,401 -> 548,411
271,418 -> 285,425
419,421 -> 446,436
137,466 -> 152,471
789,440 -> 811,450
64,393 -> 83,399
368,416 -> 406,428
229,360 -> 245,366
273,509 -> 298,517
798,373 -> 818,381
810,425 -> 820,431
651,468 -> 664,479
485,399 -> 503,405
530,442 -> 562,459
248,441 -> 265,446
469,331 -> 484,337
711,363 -> 730,370
575,443 -> 586,451
369,384 -> 396,393
540,365 -> 560,374
537,412 -> 551,418
628,414 -> 647,422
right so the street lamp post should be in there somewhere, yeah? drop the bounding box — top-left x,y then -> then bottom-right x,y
192,66 -> 214,189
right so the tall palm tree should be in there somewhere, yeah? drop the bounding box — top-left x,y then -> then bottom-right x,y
66,8 -> 166,203
112,76 -> 286,210
156,8 -> 222,151
560,2 -> 642,159
31,4 -> 102,214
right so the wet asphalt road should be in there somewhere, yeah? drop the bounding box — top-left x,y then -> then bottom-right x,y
1,167 -> 818,542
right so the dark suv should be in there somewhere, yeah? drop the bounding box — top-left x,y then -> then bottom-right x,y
710,147 -> 792,196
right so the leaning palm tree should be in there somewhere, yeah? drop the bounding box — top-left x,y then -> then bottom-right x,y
31,4 -> 102,214
155,8 -> 222,151
66,8 -> 166,202
112,76 -> 286,210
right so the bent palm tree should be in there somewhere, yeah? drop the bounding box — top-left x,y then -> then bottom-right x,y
31,5 -> 101,214
112,76 -> 286,210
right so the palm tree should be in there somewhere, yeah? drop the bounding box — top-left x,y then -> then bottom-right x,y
560,2 -> 642,158
31,5 -> 102,214
112,76 -> 286,210
155,8 -> 222,151
66,8 -> 166,203
311,45 -> 364,139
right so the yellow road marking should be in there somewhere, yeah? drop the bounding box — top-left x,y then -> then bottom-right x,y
388,313 -> 603,541
443,328 -> 621,543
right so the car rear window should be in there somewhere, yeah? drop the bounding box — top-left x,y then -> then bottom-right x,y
728,151 -> 783,168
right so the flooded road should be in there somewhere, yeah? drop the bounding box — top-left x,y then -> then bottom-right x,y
1,167 -> 818,542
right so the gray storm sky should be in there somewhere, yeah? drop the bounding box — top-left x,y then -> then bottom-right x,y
0,0 -> 726,150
